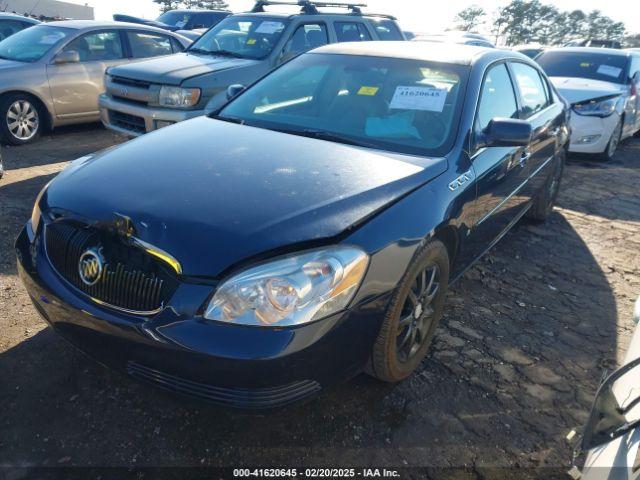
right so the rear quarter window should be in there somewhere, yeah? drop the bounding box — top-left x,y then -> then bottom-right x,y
368,19 -> 403,41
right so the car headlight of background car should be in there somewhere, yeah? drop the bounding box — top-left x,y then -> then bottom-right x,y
158,86 -> 201,108
572,95 -> 621,118
204,246 -> 369,327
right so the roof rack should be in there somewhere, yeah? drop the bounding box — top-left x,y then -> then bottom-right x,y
251,1 -> 367,15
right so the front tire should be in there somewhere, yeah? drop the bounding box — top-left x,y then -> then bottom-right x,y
0,94 -> 42,146
368,240 -> 450,382
597,118 -> 622,162
527,149 -> 565,222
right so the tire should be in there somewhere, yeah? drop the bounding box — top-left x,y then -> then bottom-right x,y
368,239 -> 450,382
597,118 -> 622,162
0,94 -> 43,146
527,149 -> 565,222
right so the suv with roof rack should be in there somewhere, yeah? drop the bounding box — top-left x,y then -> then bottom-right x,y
99,0 -> 404,136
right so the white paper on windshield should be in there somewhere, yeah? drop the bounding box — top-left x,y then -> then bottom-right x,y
597,64 -> 622,78
255,21 -> 284,34
389,86 -> 447,112
40,34 -> 64,45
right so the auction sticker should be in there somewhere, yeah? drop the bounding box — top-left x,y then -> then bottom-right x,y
390,86 -> 447,112
255,21 -> 284,34
597,64 -> 622,78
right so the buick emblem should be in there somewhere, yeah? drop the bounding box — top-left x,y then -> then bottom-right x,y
78,247 -> 104,286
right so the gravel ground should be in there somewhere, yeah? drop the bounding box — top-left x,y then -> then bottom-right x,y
0,124 -> 639,478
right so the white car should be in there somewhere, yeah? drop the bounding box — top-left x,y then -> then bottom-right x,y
577,296 -> 640,479
537,48 -> 640,161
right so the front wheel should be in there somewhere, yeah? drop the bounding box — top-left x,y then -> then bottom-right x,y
368,240 -> 450,382
0,94 -> 42,146
527,149 -> 565,222
597,118 -> 622,162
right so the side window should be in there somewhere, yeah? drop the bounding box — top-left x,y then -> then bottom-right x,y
335,22 -> 371,42
476,63 -> 518,133
63,31 -> 123,62
368,19 -> 403,41
127,31 -> 173,58
510,62 -> 549,119
283,23 -> 328,57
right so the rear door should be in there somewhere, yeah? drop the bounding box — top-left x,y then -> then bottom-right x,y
46,29 -> 128,118
508,61 -> 561,196
469,62 -> 531,251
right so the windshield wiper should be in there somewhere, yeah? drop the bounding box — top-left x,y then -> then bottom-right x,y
187,48 -> 243,58
275,128 -> 378,149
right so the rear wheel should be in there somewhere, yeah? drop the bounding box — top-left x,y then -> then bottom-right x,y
527,149 -> 565,222
368,240 -> 450,382
0,94 -> 42,146
597,118 -> 622,162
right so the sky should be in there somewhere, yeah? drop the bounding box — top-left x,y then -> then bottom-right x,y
85,0 -> 639,34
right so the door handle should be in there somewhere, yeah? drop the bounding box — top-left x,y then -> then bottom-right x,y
519,149 -> 531,168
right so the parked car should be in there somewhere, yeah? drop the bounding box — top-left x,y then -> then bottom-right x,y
412,32 -> 494,48
537,47 -> 640,160
511,43 -> 547,59
17,42 -> 569,408
99,0 -> 405,137
577,295 -> 640,479
566,38 -> 622,49
0,20 -> 192,145
113,9 -> 230,32
0,12 -> 39,41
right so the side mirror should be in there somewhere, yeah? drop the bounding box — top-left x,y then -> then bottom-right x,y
226,84 -> 245,100
478,118 -> 532,148
54,50 -> 80,65
582,357 -> 640,452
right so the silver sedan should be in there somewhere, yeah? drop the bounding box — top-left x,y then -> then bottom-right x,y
0,20 -> 191,145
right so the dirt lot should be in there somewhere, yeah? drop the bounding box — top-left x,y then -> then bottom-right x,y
1,124 -> 639,478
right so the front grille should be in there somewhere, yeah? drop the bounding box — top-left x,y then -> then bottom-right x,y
109,110 -> 146,135
111,76 -> 151,89
127,361 -> 322,409
45,221 -> 177,314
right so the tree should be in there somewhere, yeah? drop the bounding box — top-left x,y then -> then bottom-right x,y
153,0 -> 182,13
624,33 -> 640,48
453,6 -> 486,32
184,0 -> 229,9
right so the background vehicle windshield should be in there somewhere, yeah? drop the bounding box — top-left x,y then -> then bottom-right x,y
537,51 -> 629,84
0,25 -> 72,62
189,16 -> 287,60
219,53 -> 468,156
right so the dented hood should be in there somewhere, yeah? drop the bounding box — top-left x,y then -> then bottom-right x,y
43,117 -> 446,277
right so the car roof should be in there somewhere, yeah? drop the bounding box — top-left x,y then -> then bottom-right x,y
543,47 -> 632,57
160,9 -> 229,13
0,12 -> 40,23
45,19 -> 178,34
310,41 -> 507,65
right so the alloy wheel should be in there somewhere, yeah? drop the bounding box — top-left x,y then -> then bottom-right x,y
7,100 -> 39,141
607,120 -> 622,159
396,264 -> 440,363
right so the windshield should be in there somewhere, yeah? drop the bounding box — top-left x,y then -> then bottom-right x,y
537,51 -> 630,84
218,53 -> 468,157
157,11 -> 195,28
0,25 -> 72,62
189,16 -> 287,60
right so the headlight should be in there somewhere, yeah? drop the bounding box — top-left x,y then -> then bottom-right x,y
204,246 -> 369,327
572,96 -> 620,117
158,86 -> 201,108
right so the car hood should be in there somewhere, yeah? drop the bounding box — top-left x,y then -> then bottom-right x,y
550,76 -> 625,104
44,117 -> 446,277
0,59 -> 26,71
107,52 -> 259,85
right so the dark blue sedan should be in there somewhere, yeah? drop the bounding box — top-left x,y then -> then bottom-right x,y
16,42 -> 569,409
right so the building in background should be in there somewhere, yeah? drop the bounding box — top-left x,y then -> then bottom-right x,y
0,0 -> 93,20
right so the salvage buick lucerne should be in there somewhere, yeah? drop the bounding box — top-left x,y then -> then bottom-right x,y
17,42 -> 569,408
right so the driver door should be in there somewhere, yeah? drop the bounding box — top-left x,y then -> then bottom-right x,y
46,30 -> 129,119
